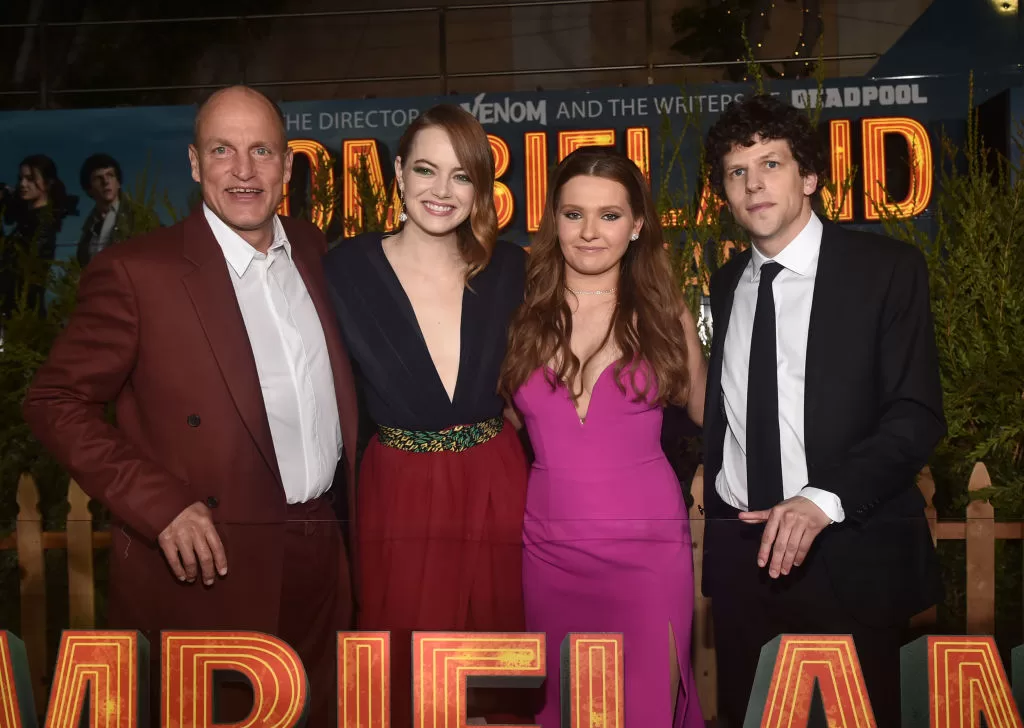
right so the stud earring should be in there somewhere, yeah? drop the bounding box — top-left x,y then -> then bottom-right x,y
630,232 -> 639,241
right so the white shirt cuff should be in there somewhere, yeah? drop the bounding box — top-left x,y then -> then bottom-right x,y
799,487 -> 845,523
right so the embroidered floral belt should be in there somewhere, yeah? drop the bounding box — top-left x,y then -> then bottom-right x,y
377,417 -> 504,453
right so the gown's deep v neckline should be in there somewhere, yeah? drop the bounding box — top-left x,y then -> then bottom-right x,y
548,362 -> 616,426
376,237 -> 467,407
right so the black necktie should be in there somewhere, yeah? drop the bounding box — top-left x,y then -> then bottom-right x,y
746,261 -> 785,511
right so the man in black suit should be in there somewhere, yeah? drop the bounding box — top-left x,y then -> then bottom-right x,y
76,154 -> 139,267
700,94 -> 945,726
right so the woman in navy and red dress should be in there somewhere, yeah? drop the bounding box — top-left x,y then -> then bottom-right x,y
323,104 -> 529,727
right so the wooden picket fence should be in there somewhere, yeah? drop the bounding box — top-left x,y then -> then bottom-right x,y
0,462 -> 1010,719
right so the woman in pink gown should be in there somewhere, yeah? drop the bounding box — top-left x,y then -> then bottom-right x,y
500,147 -> 707,727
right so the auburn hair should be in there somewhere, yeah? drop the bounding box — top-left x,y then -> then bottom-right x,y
396,104 -> 498,279
499,147 -> 690,407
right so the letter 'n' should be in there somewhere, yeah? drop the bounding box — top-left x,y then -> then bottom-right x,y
903,636 -> 1021,728
744,634 -> 877,727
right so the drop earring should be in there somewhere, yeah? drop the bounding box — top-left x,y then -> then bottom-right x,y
398,186 -> 408,223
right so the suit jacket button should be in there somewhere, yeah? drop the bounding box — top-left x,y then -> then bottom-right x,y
187,414 -> 201,427
206,496 -> 219,509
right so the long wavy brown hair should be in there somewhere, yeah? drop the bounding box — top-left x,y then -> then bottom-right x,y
499,147 -> 690,407
396,104 -> 498,279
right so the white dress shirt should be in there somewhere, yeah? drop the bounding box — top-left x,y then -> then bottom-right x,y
204,204 -> 342,504
89,198 -> 121,258
715,211 -> 845,522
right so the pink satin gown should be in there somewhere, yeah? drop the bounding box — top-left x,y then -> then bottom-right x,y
514,364 -> 704,727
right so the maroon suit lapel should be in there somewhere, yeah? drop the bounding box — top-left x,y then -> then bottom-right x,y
180,209 -> 284,487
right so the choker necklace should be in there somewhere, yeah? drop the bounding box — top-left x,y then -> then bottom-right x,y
566,286 -> 617,296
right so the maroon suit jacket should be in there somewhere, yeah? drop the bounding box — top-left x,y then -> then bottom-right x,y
22,208 -> 359,639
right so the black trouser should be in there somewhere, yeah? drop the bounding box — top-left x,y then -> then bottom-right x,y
708,520 -> 906,727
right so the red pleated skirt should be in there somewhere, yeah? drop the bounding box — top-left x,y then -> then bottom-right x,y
356,420 -> 530,727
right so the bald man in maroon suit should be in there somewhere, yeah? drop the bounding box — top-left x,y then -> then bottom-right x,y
23,86 -> 358,724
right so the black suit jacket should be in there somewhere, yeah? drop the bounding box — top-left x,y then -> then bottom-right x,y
701,220 -> 946,627
76,192 -> 138,267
